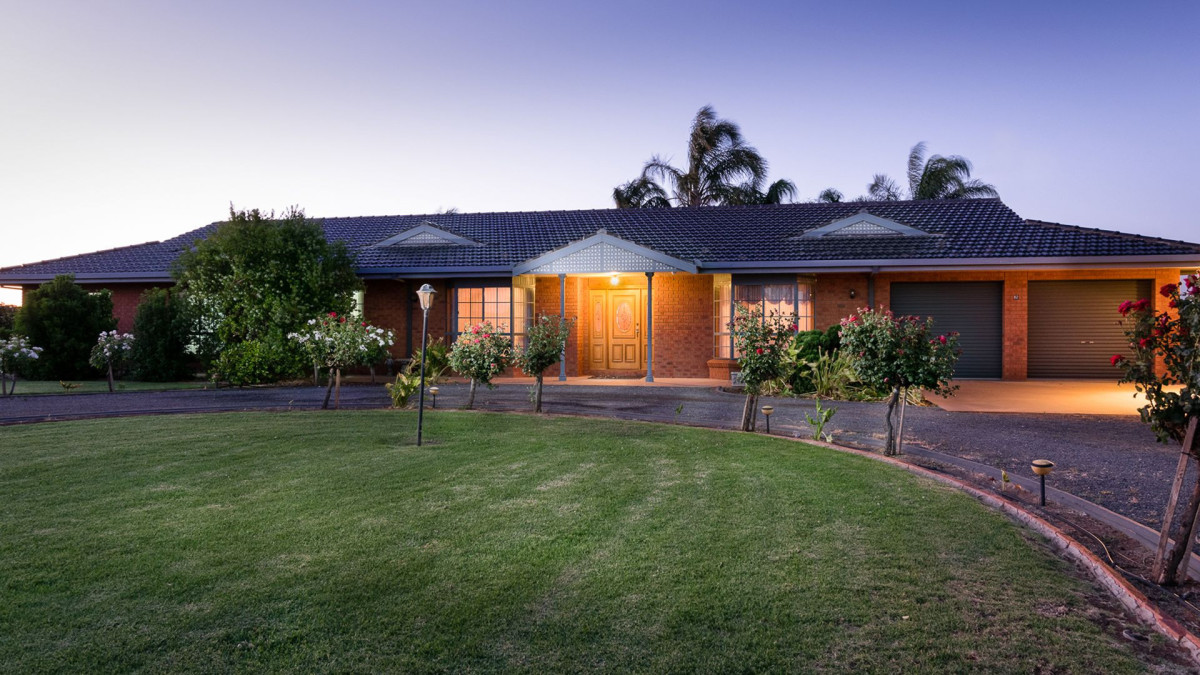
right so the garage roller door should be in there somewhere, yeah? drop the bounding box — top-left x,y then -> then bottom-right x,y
890,282 -> 1003,379
1028,279 -> 1150,378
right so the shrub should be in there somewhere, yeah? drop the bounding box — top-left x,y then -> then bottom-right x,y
213,338 -> 304,387
1113,275 -> 1200,584
130,288 -> 194,382
839,309 -> 959,455
732,305 -> 795,431
14,275 -> 115,379
385,371 -> 422,408
89,331 -> 135,392
448,322 -> 513,409
0,304 -> 16,339
515,314 -> 573,413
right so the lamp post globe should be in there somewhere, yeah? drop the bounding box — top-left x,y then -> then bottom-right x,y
416,284 -> 437,446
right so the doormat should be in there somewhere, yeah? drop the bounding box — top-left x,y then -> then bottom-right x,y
588,373 -> 646,380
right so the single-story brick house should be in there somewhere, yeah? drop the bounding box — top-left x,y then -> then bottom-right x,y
3,198 -> 1197,381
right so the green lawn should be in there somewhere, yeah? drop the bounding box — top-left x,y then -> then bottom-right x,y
5,379 -> 208,395
0,412 -> 1161,672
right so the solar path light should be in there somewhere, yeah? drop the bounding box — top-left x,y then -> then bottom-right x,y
761,405 -> 774,434
429,386 -> 439,409
1031,459 -> 1055,506
416,284 -> 436,447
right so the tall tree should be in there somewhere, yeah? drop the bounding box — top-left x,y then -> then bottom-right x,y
173,206 -> 361,384
866,142 -> 998,201
613,106 -> 796,208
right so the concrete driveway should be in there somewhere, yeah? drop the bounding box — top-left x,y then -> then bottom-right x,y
930,379 -> 1154,415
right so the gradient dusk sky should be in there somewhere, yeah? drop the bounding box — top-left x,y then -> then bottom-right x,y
2,1 -> 1197,304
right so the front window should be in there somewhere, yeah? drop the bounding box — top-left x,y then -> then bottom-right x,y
453,276 -> 535,348
713,275 -> 814,358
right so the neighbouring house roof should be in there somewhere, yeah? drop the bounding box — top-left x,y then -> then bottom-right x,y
2,199 -> 1198,285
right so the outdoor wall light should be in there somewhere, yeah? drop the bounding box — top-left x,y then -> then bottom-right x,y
610,272 -> 619,285
849,289 -> 856,299
416,284 -> 437,446
761,405 -> 774,434
429,386 -> 439,408
1031,459 -> 1055,506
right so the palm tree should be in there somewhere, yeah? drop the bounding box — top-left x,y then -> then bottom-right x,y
866,142 -> 998,201
816,187 -> 844,203
613,106 -> 796,208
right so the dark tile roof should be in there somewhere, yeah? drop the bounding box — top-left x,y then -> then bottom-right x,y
2,199 -> 1198,283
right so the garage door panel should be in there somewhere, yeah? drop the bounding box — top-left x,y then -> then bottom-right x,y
890,282 -> 1002,379
1028,280 -> 1150,378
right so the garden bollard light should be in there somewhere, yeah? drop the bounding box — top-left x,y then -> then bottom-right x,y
761,405 -> 774,434
1031,459 -> 1055,506
429,386 -> 439,409
416,284 -> 436,446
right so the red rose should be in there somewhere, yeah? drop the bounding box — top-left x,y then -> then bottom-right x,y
339,317 -> 346,323
361,322 -> 367,327
755,348 -> 763,355
1161,283 -> 1178,298
1118,300 -> 1133,316
1138,337 -> 1151,348
1110,354 -> 1124,366
938,335 -> 947,345
1170,299 -> 1179,309
328,311 -> 338,317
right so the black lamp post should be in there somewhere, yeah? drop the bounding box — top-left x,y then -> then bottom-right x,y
416,284 -> 436,446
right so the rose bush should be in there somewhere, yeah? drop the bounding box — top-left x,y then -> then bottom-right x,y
88,330 -> 135,393
515,314 -> 573,413
448,322 -> 513,409
0,335 -> 43,396
731,305 -> 795,431
1113,275 -> 1200,584
839,309 -> 959,455
289,312 -> 394,409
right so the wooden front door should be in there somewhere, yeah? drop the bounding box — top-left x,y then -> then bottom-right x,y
589,289 -> 645,371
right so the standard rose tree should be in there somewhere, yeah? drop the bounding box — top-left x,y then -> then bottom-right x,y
289,313 -> 394,409
731,305 -> 795,431
448,322 -> 513,409
88,331 -> 134,393
839,309 -> 960,455
515,314 -> 573,413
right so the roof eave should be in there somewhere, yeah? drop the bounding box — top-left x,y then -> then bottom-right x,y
699,254 -> 1200,274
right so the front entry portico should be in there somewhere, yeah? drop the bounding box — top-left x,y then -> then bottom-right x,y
513,229 -> 698,382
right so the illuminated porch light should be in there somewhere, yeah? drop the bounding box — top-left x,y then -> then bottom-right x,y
609,272 -> 619,285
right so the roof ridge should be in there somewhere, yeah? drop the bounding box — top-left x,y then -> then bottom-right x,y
1024,219 -> 1200,252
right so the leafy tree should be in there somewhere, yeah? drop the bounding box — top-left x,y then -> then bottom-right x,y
839,309 -> 960,455
448,322 -> 513,409
515,314 -> 573,413
1113,276 -> 1200,585
0,304 -> 17,339
130,288 -> 193,382
613,106 -> 796,208
731,305 -> 794,431
173,206 -> 361,384
14,274 -> 115,379
866,142 -> 998,201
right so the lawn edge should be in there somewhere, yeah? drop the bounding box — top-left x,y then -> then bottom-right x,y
802,436 -> 1200,667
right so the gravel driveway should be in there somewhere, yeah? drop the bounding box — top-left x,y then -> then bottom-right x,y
0,383 -> 1178,529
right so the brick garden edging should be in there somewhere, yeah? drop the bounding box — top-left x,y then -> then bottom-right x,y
803,437 -> 1200,666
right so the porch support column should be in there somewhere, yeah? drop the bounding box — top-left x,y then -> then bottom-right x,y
645,271 -> 654,383
559,273 -> 567,381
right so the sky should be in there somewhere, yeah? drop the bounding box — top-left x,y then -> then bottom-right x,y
1,0 -> 1197,305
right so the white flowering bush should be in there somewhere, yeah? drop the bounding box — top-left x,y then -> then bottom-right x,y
289,311 -> 395,409
0,335 -> 44,396
89,331 -> 135,392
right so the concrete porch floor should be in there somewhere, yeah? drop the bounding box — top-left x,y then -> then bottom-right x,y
930,379 -> 1157,415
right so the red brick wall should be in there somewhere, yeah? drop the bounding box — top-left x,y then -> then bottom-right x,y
534,276 -> 582,378
77,283 -> 160,333
362,279 -> 411,359
649,272 -> 712,378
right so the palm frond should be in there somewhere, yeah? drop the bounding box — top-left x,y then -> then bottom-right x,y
866,174 -> 902,201
906,142 -> 928,197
